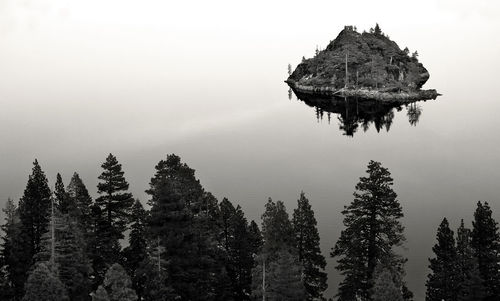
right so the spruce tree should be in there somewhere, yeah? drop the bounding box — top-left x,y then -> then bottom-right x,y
331,160 -> 408,301
425,218 -> 459,301
22,262 -> 69,301
122,200 -> 148,300
471,201 -> 500,301
292,192 -> 327,300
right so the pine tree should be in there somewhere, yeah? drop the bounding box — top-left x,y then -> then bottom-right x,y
147,154 -> 219,301
456,220 -> 486,301
425,218 -> 459,301
292,192 -> 327,300
252,198 -> 303,300
66,172 -> 93,229
122,200 -> 148,300
55,216 -> 92,301
374,23 -> 382,35
99,263 -> 137,301
251,249 -> 305,301
331,160 -> 408,301
34,207 -> 93,301
219,198 -> 255,300
96,154 -> 134,241
248,220 -> 263,257
0,198 -> 18,300
54,173 -> 72,213
22,262 -> 69,301
89,203 -> 121,288
94,154 -> 134,274
10,160 -> 53,299
135,256 -> 177,301
471,201 -> 500,300
261,198 -> 296,257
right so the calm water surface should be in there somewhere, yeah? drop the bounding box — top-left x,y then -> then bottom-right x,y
2,53 -> 500,300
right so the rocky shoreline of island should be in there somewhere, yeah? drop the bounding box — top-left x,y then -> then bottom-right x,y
286,80 -> 440,103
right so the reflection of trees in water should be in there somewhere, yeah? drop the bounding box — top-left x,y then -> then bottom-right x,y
293,91 -> 424,136
406,102 -> 422,126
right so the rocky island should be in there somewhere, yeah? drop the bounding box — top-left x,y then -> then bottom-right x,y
286,24 -> 439,102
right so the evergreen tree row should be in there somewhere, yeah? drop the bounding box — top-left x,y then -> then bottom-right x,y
0,154 -> 327,301
426,202 -> 500,301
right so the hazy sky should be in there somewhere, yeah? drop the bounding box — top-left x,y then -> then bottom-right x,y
1,1 -> 500,299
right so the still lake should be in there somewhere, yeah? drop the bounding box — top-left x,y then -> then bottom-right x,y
2,52 -> 500,300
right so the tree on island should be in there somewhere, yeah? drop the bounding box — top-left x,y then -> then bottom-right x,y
331,160 -> 411,300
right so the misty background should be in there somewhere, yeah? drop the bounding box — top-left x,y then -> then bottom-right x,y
1,0 -> 500,299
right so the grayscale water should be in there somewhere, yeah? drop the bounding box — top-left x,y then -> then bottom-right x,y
1,2 -> 500,299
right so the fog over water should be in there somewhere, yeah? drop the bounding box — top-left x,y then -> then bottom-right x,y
1,0 -> 500,299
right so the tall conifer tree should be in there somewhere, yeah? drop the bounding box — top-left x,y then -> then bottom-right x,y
9,160 -> 53,298
122,200 -> 148,301
96,154 -> 134,240
0,198 -> 18,300
147,154 -> 219,301
331,160 -> 409,301
425,218 -> 459,301
54,173 -> 71,213
219,198 -> 254,300
471,201 -> 500,301
292,192 -> 327,300
252,199 -> 303,300
456,220 -> 486,301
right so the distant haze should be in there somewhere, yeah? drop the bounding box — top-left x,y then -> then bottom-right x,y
1,1 -> 500,299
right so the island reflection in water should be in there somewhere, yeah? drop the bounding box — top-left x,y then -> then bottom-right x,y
290,89 -> 427,136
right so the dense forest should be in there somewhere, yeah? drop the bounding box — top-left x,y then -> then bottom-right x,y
0,155 -> 499,301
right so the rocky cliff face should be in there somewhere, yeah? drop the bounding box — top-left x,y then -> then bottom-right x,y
287,25 -> 430,91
